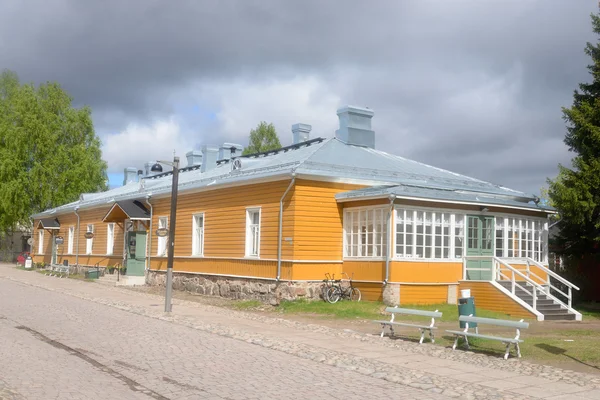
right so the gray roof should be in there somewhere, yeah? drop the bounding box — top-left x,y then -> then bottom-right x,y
32,137 -> 541,218
37,218 -> 60,229
103,199 -> 150,221
335,185 -> 554,213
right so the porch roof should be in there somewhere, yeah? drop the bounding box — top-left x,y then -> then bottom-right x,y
335,184 -> 555,213
102,199 -> 150,223
37,218 -> 60,230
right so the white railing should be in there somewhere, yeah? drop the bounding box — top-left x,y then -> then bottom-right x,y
463,256 -> 580,315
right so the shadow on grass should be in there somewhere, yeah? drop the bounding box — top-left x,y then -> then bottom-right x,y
535,343 -> 600,371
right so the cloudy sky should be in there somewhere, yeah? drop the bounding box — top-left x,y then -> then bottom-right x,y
1,0 -> 597,193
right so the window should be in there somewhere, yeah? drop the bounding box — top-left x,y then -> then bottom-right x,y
38,230 -> 44,254
495,217 -> 546,262
106,223 -> 115,255
192,213 -> 204,256
395,208 -> 464,260
68,227 -> 74,254
344,207 -> 388,257
157,217 -> 168,256
245,208 -> 261,257
86,224 -> 94,255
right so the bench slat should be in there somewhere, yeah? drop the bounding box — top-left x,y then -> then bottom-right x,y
458,315 -> 529,329
446,330 -> 523,343
385,307 -> 442,318
374,321 -> 438,329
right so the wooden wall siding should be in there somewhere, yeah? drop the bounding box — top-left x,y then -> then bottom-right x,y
497,263 -> 549,285
342,260 -> 385,282
389,261 -> 462,283
292,262 -> 343,281
58,255 -> 123,267
354,282 -> 383,302
292,179 -> 362,261
399,285 -> 448,305
458,281 -> 536,319
148,180 -> 295,260
150,257 -> 291,280
33,207 -> 125,265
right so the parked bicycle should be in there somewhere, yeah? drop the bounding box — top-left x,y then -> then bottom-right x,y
321,273 -> 335,302
326,272 -> 361,303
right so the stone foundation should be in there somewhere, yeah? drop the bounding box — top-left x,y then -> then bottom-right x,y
382,283 -> 400,306
146,270 -> 324,303
68,265 -> 107,276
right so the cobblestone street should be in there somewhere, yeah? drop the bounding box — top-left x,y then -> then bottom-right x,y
1,264 -> 599,400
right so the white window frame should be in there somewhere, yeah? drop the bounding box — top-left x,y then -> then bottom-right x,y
494,215 -> 547,263
38,230 -> 44,254
192,213 -> 205,256
106,223 -> 115,255
68,226 -> 74,254
245,207 -> 261,257
394,206 -> 463,261
343,206 -> 389,259
86,224 -> 94,255
157,217 -> 168,256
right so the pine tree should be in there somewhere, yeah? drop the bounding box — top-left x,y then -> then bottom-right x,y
548,13 -> 600,257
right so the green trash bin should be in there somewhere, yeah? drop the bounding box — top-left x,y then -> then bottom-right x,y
458,297 -> 477,328
85,267 -> 99,279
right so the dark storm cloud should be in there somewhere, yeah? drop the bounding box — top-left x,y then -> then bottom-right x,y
0,0 -> 597,193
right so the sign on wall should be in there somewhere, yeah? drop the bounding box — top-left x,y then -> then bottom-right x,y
55,236 -> 64,245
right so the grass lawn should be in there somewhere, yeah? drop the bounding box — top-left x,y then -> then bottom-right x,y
233,298 -> 600,370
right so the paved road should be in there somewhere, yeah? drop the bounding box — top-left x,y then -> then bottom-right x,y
0,278 -> 447,400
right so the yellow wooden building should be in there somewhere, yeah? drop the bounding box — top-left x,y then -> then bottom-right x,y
32,106 -> 581,321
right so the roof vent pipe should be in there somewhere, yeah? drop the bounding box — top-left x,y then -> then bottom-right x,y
123,167 -> 138,185
186,150 -> 203,167
335,106 -> 375,149
200,145 -> 219,173
218,143 -> 244,161
292,123 -> 311,145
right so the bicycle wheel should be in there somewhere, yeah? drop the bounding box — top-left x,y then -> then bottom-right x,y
321,284 -> 330,302
326,286 -> 341,304
349,287 -> 361,302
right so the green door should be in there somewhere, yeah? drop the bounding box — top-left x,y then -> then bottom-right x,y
465,216 -> 494,280
126,231 -> 147,277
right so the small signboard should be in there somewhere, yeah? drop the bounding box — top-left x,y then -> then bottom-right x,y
156,228 -> 169,237
55,236 -> 64,245
84,232 -> 94,239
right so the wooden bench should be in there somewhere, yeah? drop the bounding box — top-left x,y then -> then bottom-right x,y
373,307 -> 442,344
446,315 -> 529,360
46,264 -> 70,277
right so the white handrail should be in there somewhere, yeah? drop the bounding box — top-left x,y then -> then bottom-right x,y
494,257 -> 571,311
525,257 -> 580,291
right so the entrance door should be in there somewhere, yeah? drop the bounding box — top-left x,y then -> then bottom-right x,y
466,215 -> 494,280
126,231 -> 147,277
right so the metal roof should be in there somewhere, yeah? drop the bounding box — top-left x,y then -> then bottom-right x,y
37,218 -> 60,229
335,184 -> 554,213
32,137 -> 541,218
103,199 -> 150,222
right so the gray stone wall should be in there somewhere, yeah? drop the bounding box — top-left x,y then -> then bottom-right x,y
146,270 -> 324,304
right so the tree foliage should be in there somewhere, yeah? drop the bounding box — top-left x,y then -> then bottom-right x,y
0,70 -> 107,232
548,13 -> 600,257
242,121 -> 282,155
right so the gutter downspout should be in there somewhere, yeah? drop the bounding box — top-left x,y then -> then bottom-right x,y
145,195 -> 153,276
74,207 -> 80,267
277,173 -> 296,281
384,195 -> 396,285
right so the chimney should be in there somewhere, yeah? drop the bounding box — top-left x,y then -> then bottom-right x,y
200,145 -> 219,173
123,167 -> 138,185
186,150 -> 203,167
292,123 -> 311,145
218,143 -> 244,161
335,106 -> 375,148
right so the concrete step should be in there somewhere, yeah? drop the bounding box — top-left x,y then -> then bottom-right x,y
543,313 -> 577,321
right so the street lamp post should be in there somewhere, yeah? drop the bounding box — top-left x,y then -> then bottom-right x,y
152,156 -> 180,312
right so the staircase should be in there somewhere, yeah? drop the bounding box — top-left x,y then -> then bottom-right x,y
96,272 -> 119,286
495,280 -> 576,320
